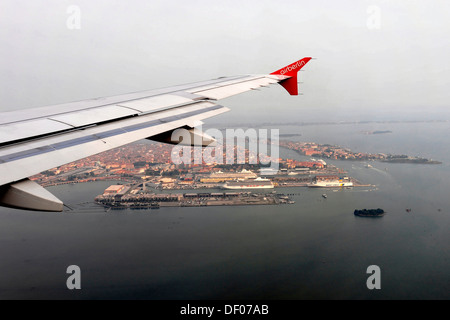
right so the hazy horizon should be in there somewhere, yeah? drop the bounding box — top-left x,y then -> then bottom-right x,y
1,0 -> 450,124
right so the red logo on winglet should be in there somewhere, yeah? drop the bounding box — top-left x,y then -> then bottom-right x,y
270,57 -> 311,76
270,57 -> 312,95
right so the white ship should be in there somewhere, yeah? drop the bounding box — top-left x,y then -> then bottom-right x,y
222,177 -> 274,190
308,175 -> 353,188
309,181 -> 353,188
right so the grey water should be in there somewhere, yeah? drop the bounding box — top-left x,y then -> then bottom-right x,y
0,121 -> 449,299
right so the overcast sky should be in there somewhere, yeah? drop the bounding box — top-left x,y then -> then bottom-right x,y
1,0 -> 449,123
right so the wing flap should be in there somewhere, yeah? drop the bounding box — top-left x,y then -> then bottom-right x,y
117,94 -> 194,113
0,118 -> 73,145
49,105 -> 137,127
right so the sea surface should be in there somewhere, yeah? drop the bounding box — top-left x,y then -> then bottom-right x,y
0,121 -> 449,299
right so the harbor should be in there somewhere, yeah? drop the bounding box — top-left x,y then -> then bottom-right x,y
92,167 -> 374,210
93,171 -> 373,211
95,190 -> 295,210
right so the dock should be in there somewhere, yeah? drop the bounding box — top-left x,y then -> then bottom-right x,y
95,191 -> 294,210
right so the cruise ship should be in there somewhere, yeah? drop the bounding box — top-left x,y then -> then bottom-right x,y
308,175 -> 353,188
222,177 -> 274,190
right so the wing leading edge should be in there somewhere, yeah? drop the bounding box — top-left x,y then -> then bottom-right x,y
0,58 -> 312,211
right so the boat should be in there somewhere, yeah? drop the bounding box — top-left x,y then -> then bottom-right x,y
322,194 -> 327,198
222,177 -> 274,190
354,208 -> 385,217
308,175 -> 353,188
150,202 -> 160,209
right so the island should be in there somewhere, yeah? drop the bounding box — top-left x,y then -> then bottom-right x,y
354,208 -> 385,217
279,133 -> 302,137
361,130 -> 392,135
280,141 -> 442,165
381,155 -> 442,164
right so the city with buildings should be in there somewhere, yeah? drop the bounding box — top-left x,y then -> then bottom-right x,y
30,140 -> 409,209
30,141 -> 347,189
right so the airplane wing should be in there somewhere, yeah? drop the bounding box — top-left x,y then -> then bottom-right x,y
0,57 -> 312,211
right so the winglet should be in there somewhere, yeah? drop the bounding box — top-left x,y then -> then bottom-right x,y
270,57 -> 312,95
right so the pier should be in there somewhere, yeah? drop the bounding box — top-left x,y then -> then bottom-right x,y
95,191 -> 295,210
